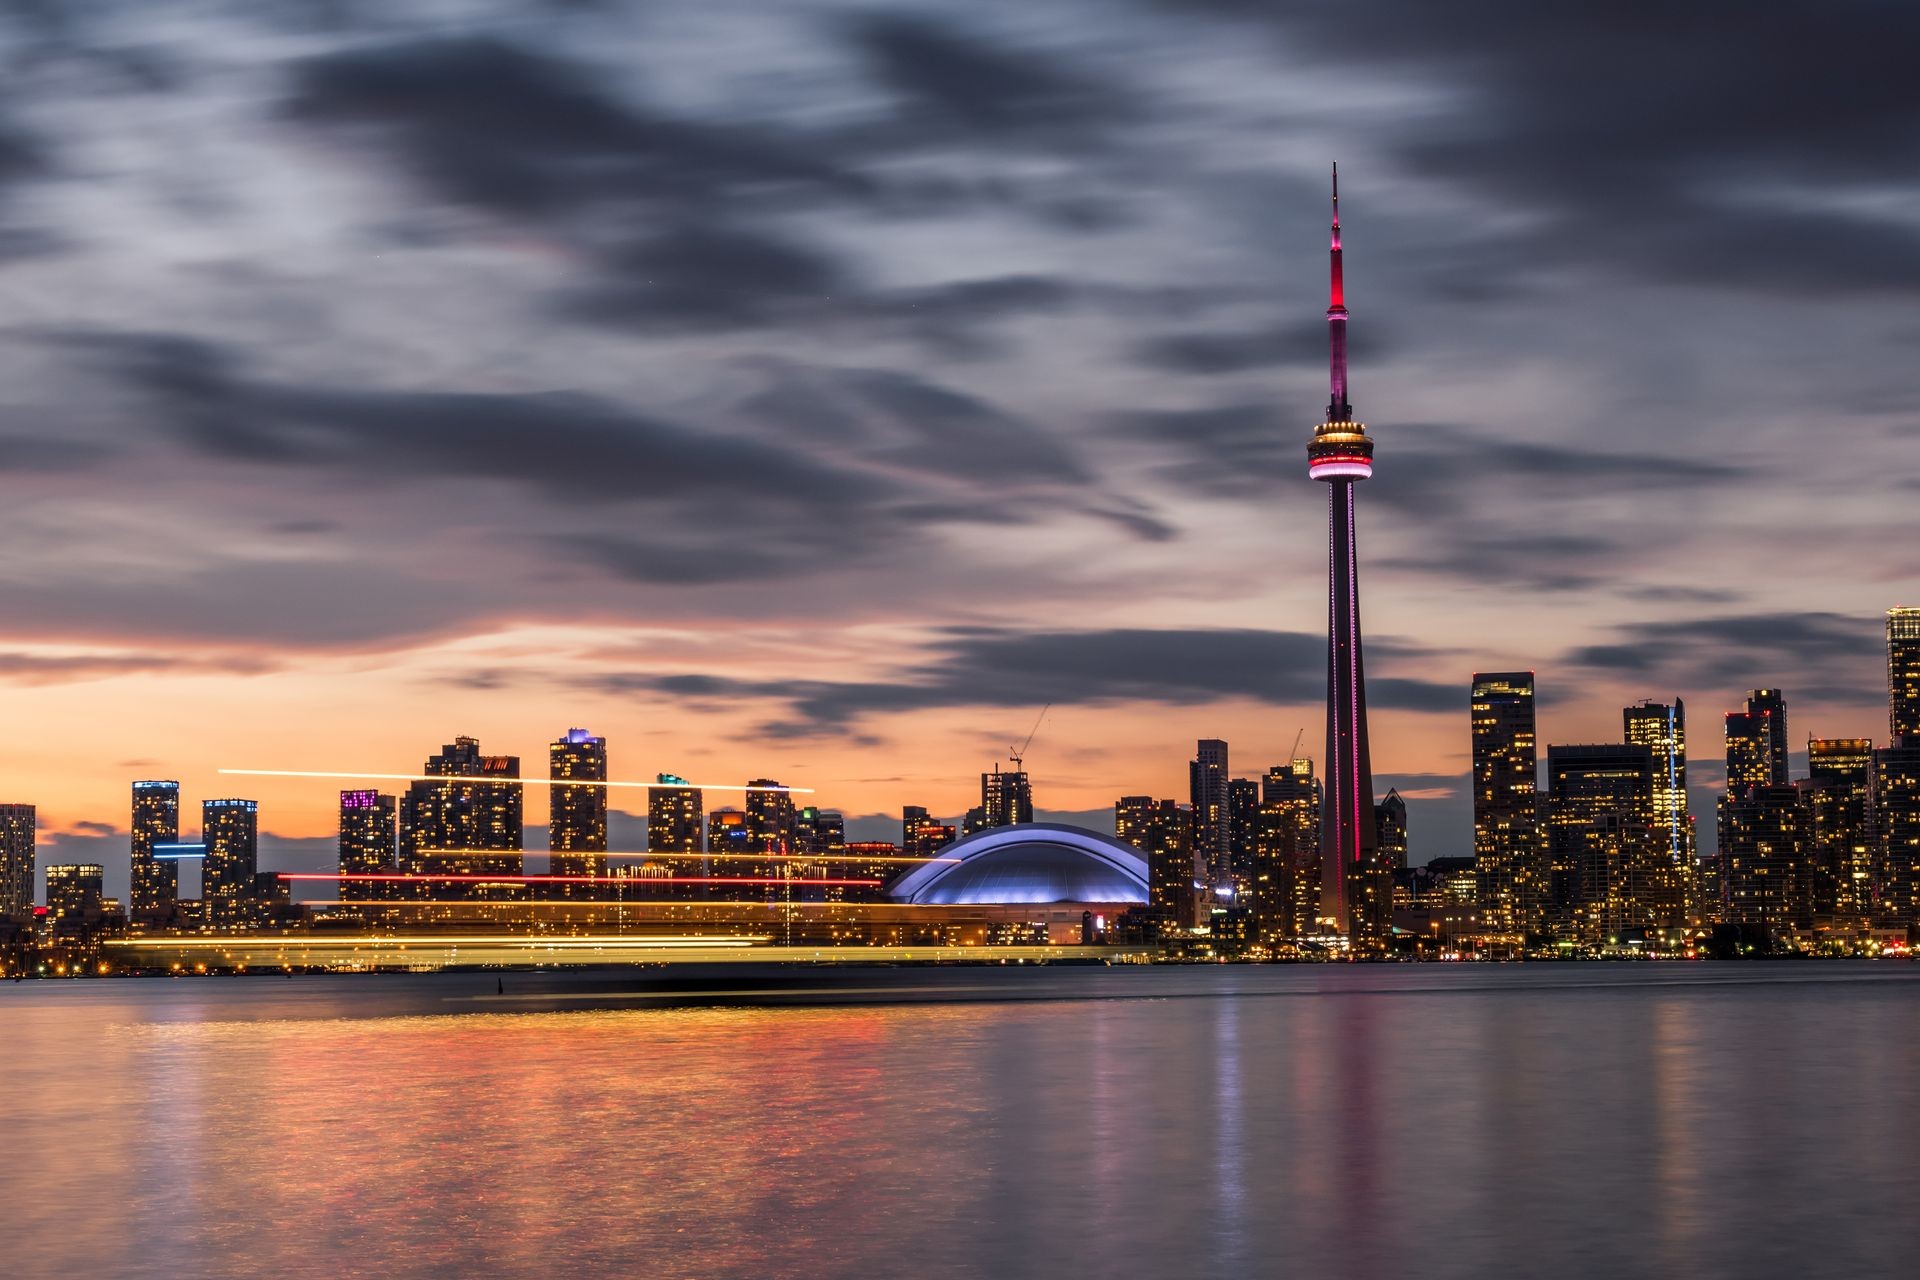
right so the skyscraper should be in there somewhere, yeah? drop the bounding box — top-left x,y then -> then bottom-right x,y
1189,739 -> 1231,894
707,807 -> 751,894
1890,607 -> 1920,745
1805,739 -> 1873,919
648,775 -> 704,853
43,862 -> 103,933
1546,745 -> 1657,941
1724,710 -> 1775,794
1875,741 -> 1920,925
1306,166 -> 1382,943
979,767 -> 1033,830
130,780 -> 180,924
400,737 -> 523,882
1471,673 -> 1542,936
1255,760 -> 1320,943
202,798 -> 259,927
1374,789 -> 1408,871
1746,689 -> 1791,784
1136,802 -> 1198,932
903,805 -> 954,859
1721,784 -> 1808,944
338,790 -> 397,891
1623,699 -> 1692,925
745,780 -> 796,873
1227,776 -> 1260,901
548,728 -> 609,883
0,804 -> 33,922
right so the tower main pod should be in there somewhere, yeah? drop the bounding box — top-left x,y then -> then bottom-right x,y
1306,166 -> 1386,943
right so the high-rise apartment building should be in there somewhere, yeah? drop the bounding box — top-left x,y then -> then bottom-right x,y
0,804 -> 34,921
1623,699 -> 1692,925
1546,745 -> 1657,941
130,780 -> 180,923
1254,760 -> 1320,943
1227,777 -> 1260,901
1890,607 -> 1920,745
746,781 -> 796,881
43,862 -> 103,932
1721,784 -> 1809,942
1135,799 -> 1200,929
1805,739 -> 1873,919
1189,739 -> 1231,893
338,791 -> 397,898
1724,710 -> 1775,794
979,768 -> 1033,830
707,807 -> 751,893
400,737 -> 523,881
903,806 -> 955,859
548,728 -> 608,883
1746,689 -> 1791,784
1471,673 -> 1542,935
1874,741 -> 1920,924
202,798 -> 259,927
1375,790 -> 1408,871
649,775 -> 704,852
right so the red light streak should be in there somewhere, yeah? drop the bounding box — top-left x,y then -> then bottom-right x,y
281,873 -> 884,886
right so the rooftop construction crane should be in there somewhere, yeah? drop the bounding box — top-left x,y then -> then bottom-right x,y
1008,704 -> 1051,773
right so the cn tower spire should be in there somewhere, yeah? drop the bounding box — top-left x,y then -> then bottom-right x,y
1327,162 -> 1350,422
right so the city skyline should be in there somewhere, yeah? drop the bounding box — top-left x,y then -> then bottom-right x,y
2,1 -> 1916,885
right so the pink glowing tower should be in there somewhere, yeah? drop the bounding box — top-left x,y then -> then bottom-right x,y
1306,165 -> 1383,941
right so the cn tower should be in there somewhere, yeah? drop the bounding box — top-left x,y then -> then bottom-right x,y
1306,164 -> 1383,942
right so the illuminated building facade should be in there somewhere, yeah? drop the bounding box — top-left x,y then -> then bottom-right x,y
338,790 -> 397,890
1471,673 -> 1542,935
44,862 -> 103,932
130,780 -> 180,924
1875,741 -> 1920,924
202,798 -> 259,927
1546,744 -> 1657,940
903,806 -> 955,859
548,728 -> 608,884
1253,759 -> 1319,943
745,781 -> 795,864
648,775 -> 705,892
1189,739 -> 1231,894
0,803 -> 34,921
707,807 -> 751,894
1622,699 -> 1692,925
1804,739 -> 1872,919
1891,607 -> 1920,745
979,767 -> 1034,830
1721,784 -> 1808,942
1375,789 -> 1408,871
1227,777 -> 1260,902
1307,167 -> 1382,943
1724,708 -> 1775,793
1747,689 -> 1791,784
400,737 -> 523,883
1135,799 -> 1200,928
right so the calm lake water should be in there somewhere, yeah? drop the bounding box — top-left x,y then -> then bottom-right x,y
4,962 -> 1916,1278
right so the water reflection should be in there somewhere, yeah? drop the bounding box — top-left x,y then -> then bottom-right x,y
3,964 -> 1918,1279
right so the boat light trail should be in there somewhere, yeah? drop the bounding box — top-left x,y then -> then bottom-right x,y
220,769 -> 811,793
280,873 -> 884,886
416,848 -> 960,865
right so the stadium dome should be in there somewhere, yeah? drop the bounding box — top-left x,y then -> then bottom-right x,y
888,823 -> 1149,906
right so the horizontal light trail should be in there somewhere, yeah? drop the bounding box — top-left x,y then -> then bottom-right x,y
220,769 -> 811,793
307,900 -> 895,909
281,873 -> 883,886
106,934 -> 768,948
421,848 -> 959,865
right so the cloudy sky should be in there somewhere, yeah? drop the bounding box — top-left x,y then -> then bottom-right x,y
2,0 -> 1915,884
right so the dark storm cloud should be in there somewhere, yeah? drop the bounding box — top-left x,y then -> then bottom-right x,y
1188,0 -> 1920,295
1133,317 -> 1389,377
281,36 -> 862,220
582,626 -> 1456,734
62,330 -> 865,505
563,222 -> 852,331
1118,412 -> 1744,520
846,12 -> 1126,149
1566,611 -> 1885,703
0,436 -> 109,472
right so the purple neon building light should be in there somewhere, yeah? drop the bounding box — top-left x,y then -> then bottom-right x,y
1305,165 -> 1380,938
